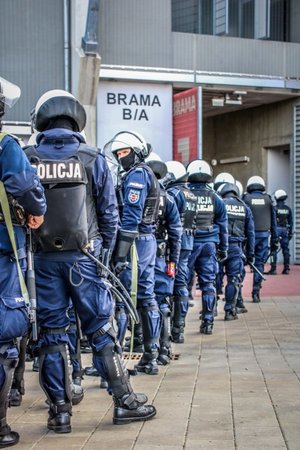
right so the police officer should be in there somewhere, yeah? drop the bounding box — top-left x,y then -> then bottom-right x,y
243,176 -> 278,303
165,161 -> 197,343
267,189 -> 293,275
187,160 -> 228,335
0,77 -> 46,447
147,156 -> 182,364
25,92 -> 156,433
105,131 -> 161,376
217,182 -> 255,320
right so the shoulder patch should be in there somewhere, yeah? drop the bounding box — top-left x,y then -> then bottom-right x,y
128,189 -> 140,204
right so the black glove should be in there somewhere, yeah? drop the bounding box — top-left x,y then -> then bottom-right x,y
246,254 -> 254,265
97,248 -> 112,278
112,229 -> 138,276
271,239 -> 280,252
217,249 -> 228,263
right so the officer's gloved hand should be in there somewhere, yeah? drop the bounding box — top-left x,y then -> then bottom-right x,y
112,258 -> 128,276
217,249 -> 228,263
166,262 -> 176,277
246,254 -> 254,265
112,229 -> 138,276
271,239 -> 280,252
98,248 -> 112,278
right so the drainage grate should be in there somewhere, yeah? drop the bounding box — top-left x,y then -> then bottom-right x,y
122,352 -> 181,361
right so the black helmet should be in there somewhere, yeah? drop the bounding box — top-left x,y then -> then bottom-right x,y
145,153 -> 167,179
32,89 -> 86,132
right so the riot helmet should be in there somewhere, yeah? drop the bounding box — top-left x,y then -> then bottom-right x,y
104,131 -> 151,172
32,89 -> 86,132
246,175 -> 265,193
217,182 -> 239,198
145,152 -> 167,179
0,76 -> 21,120
235,180 -> 244,197
214,172 -> 235,191
274,189 -> 287,201
165,160 -> 187,183
186,159 -> 213,183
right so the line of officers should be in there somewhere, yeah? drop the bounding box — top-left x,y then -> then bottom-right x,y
0,80 -> 294,447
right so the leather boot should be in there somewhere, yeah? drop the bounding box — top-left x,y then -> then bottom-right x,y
236,301 -> 248,313
282,266 -> 290,275
123,322 -> 144,353
9,389 -> 22,407
157,345 -> 172,366
224,310 -> 238,321
266,266 -> 277,275
135,351 -> 159,375
84,365 -> 100,376
200,320 -> 213,335
32,356 -> 39,372
71,383 -> 84,406
113,393 -> 156,425
252,292 -> 261,303
0,424 -> 19,448
47,401 -> 72,433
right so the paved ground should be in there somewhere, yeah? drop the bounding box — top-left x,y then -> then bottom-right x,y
8,265 -> 300,449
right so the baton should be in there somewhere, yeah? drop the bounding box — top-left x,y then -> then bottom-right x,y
248,261 -> 266,281
26,229 -> 38,341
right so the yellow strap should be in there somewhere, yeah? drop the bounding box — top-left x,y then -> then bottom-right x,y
0,131 -> 7,143
129,241 -> 139,358
0,181 -> 29,305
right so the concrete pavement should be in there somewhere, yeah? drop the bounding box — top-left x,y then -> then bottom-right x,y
8,266 -> 300,449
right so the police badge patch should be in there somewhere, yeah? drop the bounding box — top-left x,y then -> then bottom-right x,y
128,189 -> 140,204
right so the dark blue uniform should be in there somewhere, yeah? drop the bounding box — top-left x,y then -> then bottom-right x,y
243,190 -> 278,301
167,182 -> 196,343
154,186 -> 182,363
188,183 -> 228,332
270,199 -> 293,274
25,129 -> 119,405
117,163 -> 161,373
0,133 -> 46,431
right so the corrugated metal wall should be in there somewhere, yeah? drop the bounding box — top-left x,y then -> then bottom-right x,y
293,104 -> 300,264
0,0 -> 65,122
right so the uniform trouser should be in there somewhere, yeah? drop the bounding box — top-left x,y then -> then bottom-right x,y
173,249 -> 192,322
154,254 -> 174,351
67,304 -> 83,379
237,266 -> 246,306
220,244 -> 244,312
34,253 -> 115,404
0,254 -> 29,427
120,235 -> 160,354
188,242 -> 218,322
271,227 -> 290,269
253,235 -> 269,293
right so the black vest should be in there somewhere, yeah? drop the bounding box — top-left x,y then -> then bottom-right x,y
25,143 -> 100,251
243,192 -> 272,232
276,205 -> 290,227
193,187 -> 215,231
173,185 -> 197,232
224,196 -> 246,238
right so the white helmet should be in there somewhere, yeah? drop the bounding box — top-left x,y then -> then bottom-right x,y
104,130 -> 151,166
32,89 -> 86,132
165,161 -> 187,182
186,159 -> 213,183
235,180 -> 244,197
214,172 -> 235,190
274,189 -> 287,201
246,175 -> 265,192
27,133 -> 38,146
145,152 -> 162,163
0,77 -> 21,117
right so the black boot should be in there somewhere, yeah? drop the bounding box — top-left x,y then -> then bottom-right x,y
266,266 -> 277,275
113,393 -> 156,425
84,364 -> 100,376
171,296 -> 188,344
135,351 -> 159,375
236,300 -> 248,313
0,424 -> 19,448
47,401 -> 72,433
71,382 -> 84,406
100,378 -> 109,389
224,310 -> 238,321
157,345 -> 172,366
200,320 -> 213,335
123,321 -> 144,353
32,356 -> 39,372
9,389 -> 22,407
252,291 -> 261,303
282,266 -> 290,275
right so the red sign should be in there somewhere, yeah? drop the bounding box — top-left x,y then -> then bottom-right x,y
173,87 -> 199,165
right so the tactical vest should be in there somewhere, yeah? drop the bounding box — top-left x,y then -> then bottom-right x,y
276,206 -> 290,227
173,185 -> 197,232
119,162 -> 160,226
155,187 -> 167,240
224,196 -> 246,238
25,143 -> 100,251
193,187 -> 215,231
243,192 -> 272,232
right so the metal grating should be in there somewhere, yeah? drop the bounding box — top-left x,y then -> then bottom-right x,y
123,352 -> 181,361
293,104 -> 300,264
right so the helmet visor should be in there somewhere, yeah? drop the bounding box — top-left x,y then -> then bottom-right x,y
0,77 -> 21,108
103,138 -> 134,161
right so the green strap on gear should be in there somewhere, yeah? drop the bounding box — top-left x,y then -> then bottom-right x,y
0,131 -> 7,142
129,240 -> 139,357
0,181 -> 29,305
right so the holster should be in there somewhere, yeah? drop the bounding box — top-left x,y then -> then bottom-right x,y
114,229 -> 138,261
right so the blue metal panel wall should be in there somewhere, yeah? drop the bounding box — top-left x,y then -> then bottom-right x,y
0,0 -> 65,121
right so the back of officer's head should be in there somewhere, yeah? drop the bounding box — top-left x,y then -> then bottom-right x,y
186,159 -> 213,183
274,189 -> 287,202
214,172 -> 235,191
145,153 -> 167,180
32,89 -> 86,132
246,176 -> 266,193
